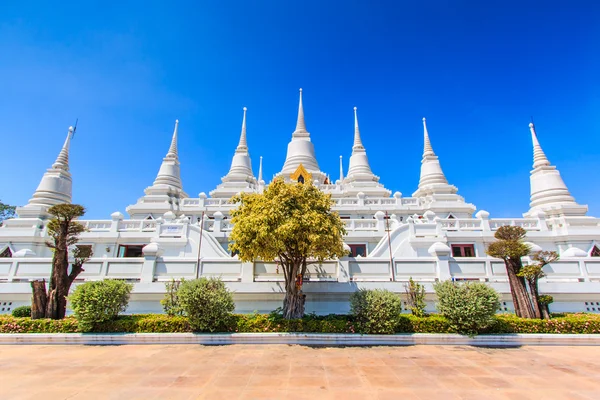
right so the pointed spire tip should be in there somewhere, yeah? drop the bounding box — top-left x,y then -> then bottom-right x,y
353,106 -> 357,111
529,122 -> 534,128
422,117 -> 426,122
299,88 -> 302,92
68,126 -> 74,132
243,107 -> 247,111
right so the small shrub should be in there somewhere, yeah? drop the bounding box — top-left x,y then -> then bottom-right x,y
350,289 -> 402,334
177,277 -> 235,332
404,277 -> 427,317
69,280 -> 133,332
11,306 -> 31,318
161,278 -> 185,316
434,280 -> 500,335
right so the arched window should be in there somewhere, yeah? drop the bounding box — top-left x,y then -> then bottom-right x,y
297,175 -> 305,184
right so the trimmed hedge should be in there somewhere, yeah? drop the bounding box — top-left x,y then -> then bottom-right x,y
1,313 -> 600,334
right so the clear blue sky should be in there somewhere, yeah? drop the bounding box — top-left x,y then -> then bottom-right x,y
1,1 -> 599,219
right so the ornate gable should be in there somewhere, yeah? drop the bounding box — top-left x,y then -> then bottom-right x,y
290,163 -> 312,184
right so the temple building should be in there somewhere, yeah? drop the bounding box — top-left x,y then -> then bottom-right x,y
1,90 -> 599,315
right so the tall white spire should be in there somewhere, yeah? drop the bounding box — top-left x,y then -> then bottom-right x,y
258,156 -> 264,183
525,122 -> 587,217
413,118 -> 456,196
530,122 -> 550,169
17,126 -> 74,218
412,118 -> 475,216
352,107 -> 365,150
152,120 -> 184,190
237,107 -> 248,150
343,107 -> 390,196
166,120 -> 179,159
294,88 -> 308,136
210,108 -> 257,198
126,120 -> 188,218
52,126 -> 73,170
346,107 -> 376,180
339,155 -> 344,182
280,89 -> 322,177
422,117 -> 435,157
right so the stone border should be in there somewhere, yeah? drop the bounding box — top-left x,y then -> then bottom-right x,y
1,333 -> 599,346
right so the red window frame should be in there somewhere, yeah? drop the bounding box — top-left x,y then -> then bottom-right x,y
349,244 -> 367,257
117,245 -> 145,258
451,244 -> 475,257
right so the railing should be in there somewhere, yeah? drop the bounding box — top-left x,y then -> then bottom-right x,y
84,221 -> 111,231
489,219 -> 539,231
181,198 -> 200,206
343,219 -> 378,231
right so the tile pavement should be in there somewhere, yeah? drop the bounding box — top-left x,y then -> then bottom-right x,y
0,344 -> 599,399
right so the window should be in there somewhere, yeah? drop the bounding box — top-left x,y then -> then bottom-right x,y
349,244 -> 367,257
297,174 -> 305,184
117,245 -> 145,258
340,216 -> 350,220
451,244 -> 475,257
447,214 -> 456,219
591,246 -> 600,257
0,247 -> 12,258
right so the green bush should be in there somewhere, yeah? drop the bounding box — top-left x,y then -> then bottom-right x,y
434,280 -> 500,335
405,277 -> 427,317
161,278 -> 185,316
350,289 -> 402,334
1,312 -> 599,335
177,277 -> 235,332
0,316 -> 79,333
68,280 -> 133,332
11,306 -> 31,318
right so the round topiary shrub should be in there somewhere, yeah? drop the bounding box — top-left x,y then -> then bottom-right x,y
69,280 -> 133,332
177,277 -> 235,332
12,305 -> 32,318
434,280 -> 500,335
349,288 -> 402,334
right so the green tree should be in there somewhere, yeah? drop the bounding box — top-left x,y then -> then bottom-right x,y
486,226 -> 535,319
519,250 -> 559,319
404,277 -> 427,317
31,204 -> 93,319
229,178 -> 346,319
0,200 -> 16,226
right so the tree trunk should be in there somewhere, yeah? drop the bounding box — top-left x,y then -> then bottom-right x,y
542,304 -> 551,320
505,260 -> 535,319
528,277 -> 543,319
282,259 -> 306,319
30,280 -> 47,319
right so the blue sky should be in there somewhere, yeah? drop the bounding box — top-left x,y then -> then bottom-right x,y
1,1 -> 599,219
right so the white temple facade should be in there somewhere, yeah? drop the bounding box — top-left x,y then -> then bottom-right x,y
1,90 -> 600,315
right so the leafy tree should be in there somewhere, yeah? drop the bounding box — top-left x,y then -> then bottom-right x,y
69,280 -> 133,332
161,278 -> 186,316
229,178 -> 346,319
350,289 -> 402,334
404,277 -> 427,317
178,277 -> 235,332
31,204 -> 93,319
487,226 -> 535,319
0,200 -> 16,226
519,251 -> 559,319
434,280 -> 500,335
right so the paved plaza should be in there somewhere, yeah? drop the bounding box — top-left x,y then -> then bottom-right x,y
1,344 -> 599,399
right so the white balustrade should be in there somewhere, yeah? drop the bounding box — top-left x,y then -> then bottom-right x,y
85,221 -> 112,231
118,221 -> 142,231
